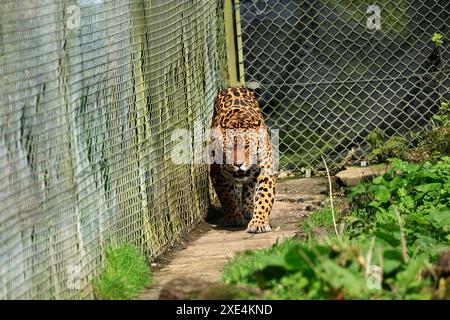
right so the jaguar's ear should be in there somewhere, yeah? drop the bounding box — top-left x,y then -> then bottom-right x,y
245,81 -> 261,97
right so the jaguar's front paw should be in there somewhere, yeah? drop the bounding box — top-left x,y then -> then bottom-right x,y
223,214 -> 247,227
246,219 -> 272,233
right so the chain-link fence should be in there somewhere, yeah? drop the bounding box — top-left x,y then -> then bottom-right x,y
239,0 -> 450,170
0,0 -> 227,299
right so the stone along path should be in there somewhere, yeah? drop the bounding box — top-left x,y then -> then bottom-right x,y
138,177 -> 328,300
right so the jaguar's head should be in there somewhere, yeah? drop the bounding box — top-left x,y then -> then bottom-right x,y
210,127 -> 264,180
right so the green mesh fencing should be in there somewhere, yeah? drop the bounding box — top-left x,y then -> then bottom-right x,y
239,0 -> 450,170
0,0 -> 227,299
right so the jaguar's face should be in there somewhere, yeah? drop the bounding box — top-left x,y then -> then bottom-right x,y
210,128 -> 261,180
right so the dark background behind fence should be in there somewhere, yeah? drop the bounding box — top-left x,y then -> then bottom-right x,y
240,0 -> 450,169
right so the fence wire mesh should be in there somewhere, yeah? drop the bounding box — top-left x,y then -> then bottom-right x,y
239,0 -> 450,170
0,0 -> 227,299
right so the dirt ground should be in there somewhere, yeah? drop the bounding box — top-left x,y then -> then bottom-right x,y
138,177 -> 329,300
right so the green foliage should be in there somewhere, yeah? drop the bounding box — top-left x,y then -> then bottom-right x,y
432,33 -> 444,47
348,157 -> 450,255
429,97 -> 449,135
223,238 -> 433,299
365,110 -> 450,163
365,130 -> 409,163
222,158 -> 450,299
223,31 -> 449,297
93,243 -> 152,300
365,129 -> 385,150
410,126 -> 450,162
433,101 -> 450,125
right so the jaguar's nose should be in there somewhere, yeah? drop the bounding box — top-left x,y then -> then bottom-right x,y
234,162 -> 247,172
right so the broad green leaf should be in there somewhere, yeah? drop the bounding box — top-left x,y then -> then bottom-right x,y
344,216 -> 361,224
383,250 -> 404,273
369,201 -> 381,208
284,247 -> 313,272
414,183 -> 442,193
432,115 -> 448,123
383,259 -> 402,274
259,255 -> 287,268
431,207 -> 450,227
349,183 -> 367,202
374,186 -> 391,203
375,230 -> 400,247
320,260 -> 367,298
372,176 -> 385,185
389,176 -> 403,190
396,254 -> 427,283
432,32 -> 444,46
378,222 -> 401,232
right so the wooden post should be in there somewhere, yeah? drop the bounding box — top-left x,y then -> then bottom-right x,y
224,0 -> 240,87
234,0 -> 246,86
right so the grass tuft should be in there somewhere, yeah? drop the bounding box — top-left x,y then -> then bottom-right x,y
93,243 -> 151,300
302,207 -> 341,234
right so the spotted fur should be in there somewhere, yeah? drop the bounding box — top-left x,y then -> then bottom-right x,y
209,87 -> 276,233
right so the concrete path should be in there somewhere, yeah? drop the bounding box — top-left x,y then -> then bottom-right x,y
139,177 -> 328,300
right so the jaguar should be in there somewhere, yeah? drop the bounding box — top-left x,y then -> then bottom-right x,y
209,87 -> 276,233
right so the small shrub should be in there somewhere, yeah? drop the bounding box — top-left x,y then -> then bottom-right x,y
348,157 -> 450,255
364,101 -> 450,163
365,129 -> 410,163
